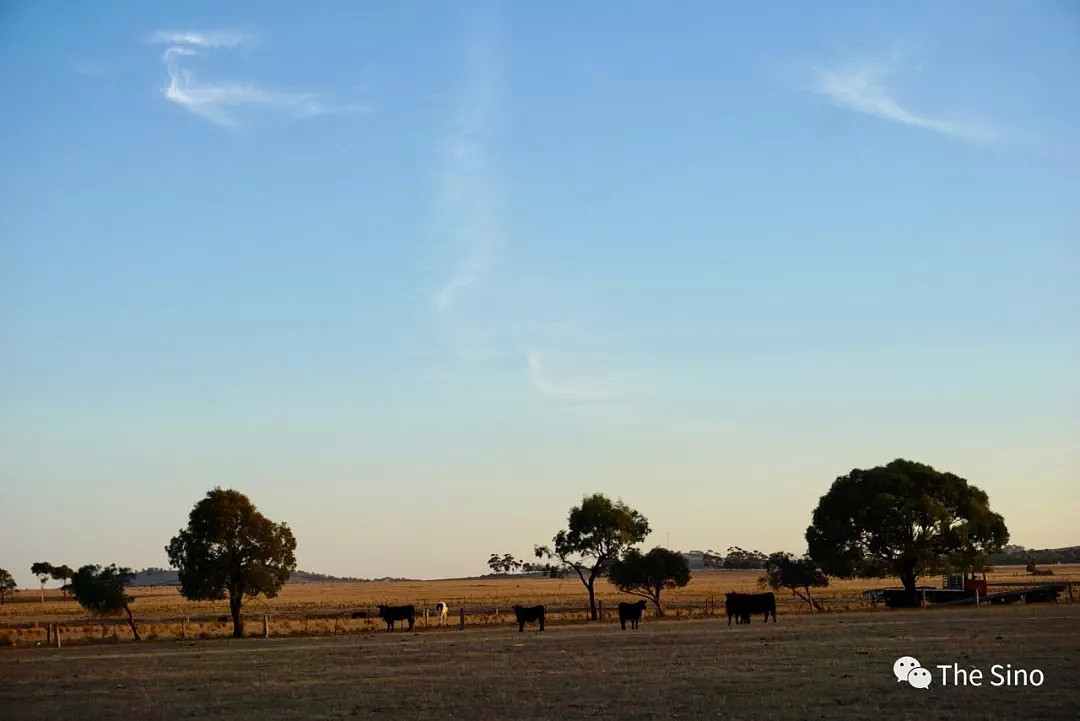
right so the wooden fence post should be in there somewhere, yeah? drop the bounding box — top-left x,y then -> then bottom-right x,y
459,607 -> 465,630
333,617 -> 339,634
597,601 -> 603,620
424,609 -> 429,627
46,624 -> 53,645
1069,583 -> 1075,603
102,624 -> 107,640
55,626 -> 61,649
920,591 -> 927,609
263,615 -> 269,638
974,589 -> 980,608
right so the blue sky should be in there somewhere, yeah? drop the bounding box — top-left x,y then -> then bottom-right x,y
1,1 -> 1077,587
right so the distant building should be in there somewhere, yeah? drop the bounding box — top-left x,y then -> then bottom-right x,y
683,550 -> 707,569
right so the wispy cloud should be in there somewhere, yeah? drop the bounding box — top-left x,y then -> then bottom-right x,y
812,60 -> 995,143
150,29 -> 365,128
525,349 -> 622,402
433,14 -> 501,313
431,11 -> 624,404
149,30 -> 250,48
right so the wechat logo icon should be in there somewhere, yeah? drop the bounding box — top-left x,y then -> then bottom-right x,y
893,656 -> 932,689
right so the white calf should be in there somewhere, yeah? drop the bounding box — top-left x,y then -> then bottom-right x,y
434,601 -> 448,626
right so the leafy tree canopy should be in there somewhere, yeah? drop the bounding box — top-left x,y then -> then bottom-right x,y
806,459 -> 1008,594
70,564 -> 141,640
166,488 -> 297,638
608,547 -> 691,616
536,493 -> 650,620
0,568 -> 16,605
760,552 -> 828,611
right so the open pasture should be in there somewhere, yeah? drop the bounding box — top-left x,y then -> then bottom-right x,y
1,603 -> 1078,720
3,566 -> 1078,646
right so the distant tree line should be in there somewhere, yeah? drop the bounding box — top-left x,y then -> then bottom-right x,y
987,544 -> 1080,565
486,553 -> 564,578
702,547 -> 769,569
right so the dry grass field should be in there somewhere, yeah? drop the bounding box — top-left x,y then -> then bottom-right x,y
2,566 -> 1078,646
2,603 -> 1078,720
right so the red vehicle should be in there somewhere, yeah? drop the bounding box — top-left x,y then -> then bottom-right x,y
964,570 -> 988,597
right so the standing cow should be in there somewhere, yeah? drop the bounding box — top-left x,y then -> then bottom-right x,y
725,592 -> 776,625
512,604 -> 545,632
377,604 -> 416,632
618,600 -> 647,630
434,601 -> 448,626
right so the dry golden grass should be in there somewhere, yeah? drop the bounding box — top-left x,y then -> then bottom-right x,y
2,603 -> 1078,720
3,565 -> 1077,647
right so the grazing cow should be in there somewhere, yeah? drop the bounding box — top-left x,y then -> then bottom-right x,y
512,604 -> 545,632
725,592 -> 777,625
618,600 -> 648,630
434,601 -> 448,626
376,604 -> 416,632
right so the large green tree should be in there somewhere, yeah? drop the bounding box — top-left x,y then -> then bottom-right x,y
70,564 -> 141,640
166,488 -> 297,638
608,547 -> 691,616
0,568 -> 16,605
535,493 -> 651,620
806,459 -> 1008,595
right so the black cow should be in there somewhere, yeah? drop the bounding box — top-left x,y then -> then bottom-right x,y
350,611 -> 368,619
725,592 -> 776,625
512,604 -> 545,632
377,604 -> 416,631
618,600 -> 647,630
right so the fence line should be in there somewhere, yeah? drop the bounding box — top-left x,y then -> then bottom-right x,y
3,584 -> 1073,636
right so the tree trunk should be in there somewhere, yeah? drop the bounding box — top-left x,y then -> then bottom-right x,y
587,578 -> 598,621
806,586 -> 814,613
40,582 -> 45,603
899,567 -> 918,605
124,604 -> 141,641
651,586 -> 665,617
230,595 -> 244,638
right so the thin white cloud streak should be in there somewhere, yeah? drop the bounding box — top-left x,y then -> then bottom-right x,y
526,349 -> 622,402
433,16 -> 501,313
163,51 -> 330,128
149,30 -> 250,48
812,61 -> 995,143
152,29 -> 365,128
431,13 -> 620,404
